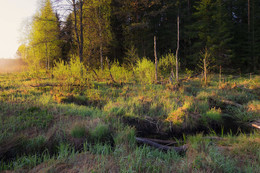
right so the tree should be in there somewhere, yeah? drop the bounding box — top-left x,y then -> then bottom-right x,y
29,0 -> 61,70
82,0 -> 112,68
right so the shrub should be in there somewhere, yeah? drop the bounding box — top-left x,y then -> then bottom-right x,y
110,61 -> 133,82
89,123 -> 111,143
158,53 -> 175,78
114,126 -> 136,148
71,125 -> 86,138
53,57 -> 87,84
203,108 -> 222,122
134,58 -> 155,84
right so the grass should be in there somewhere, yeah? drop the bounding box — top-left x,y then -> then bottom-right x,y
0,72 -> 259,172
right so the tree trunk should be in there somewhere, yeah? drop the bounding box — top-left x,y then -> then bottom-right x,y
79,0 -> 84,63
204,57 -> 207,86
154,36 -> 158,83
219,65 -> 222,85
100,44 -> 103,71
248,0 -> 250,33
72,0 -> 82,62
99,7 -> 103,71
72,0 -> 80,55
252,0 -> 256,72
176,9 -> 180,83
45,42 -> 48,70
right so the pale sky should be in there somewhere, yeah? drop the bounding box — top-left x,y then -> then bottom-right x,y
0,0 -> 37,58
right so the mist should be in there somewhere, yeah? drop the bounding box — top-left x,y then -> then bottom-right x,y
0,58 -> 25,73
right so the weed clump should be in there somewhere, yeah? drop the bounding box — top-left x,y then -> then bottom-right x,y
71,125 -> 87,138
134,58 -> 155,84
89,123 -> 112,144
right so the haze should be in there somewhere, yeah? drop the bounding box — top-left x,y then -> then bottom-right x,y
0,0 -> 37,59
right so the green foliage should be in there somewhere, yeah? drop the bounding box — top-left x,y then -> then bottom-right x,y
82,0 -> 112,65
26,135 -> 47,153
158,53 -> 175,77
114,126 -> 136,148
89,143 -> 112,155
27,0 -> 61,70
1,72 -> 260,172
203,107 -> 222,122
71,125 -> 86,138
89,123 -> 111,143
57,143 -> 74,159
134,58 -> 155,84
53,56 -> 87,84
124,46 -> 139,68
109,61 -> 133,82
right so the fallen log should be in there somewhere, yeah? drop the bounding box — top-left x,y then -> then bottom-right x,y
30,84 -> 83,88
179,73 -> 201,82
30,84 -> 59,87
252,124 -> 260,130
136,137 -> 187,153
209,97 -> 243,108
220,99 -> 243,108
138,137 -> 181,145
251,120 -> 260,130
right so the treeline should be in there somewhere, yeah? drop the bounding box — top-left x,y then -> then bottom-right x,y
17,0 -> 260,73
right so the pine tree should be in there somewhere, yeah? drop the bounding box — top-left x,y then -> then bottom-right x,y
188,0 -> 232,69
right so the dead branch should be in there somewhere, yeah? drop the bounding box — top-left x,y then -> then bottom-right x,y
179,73 -> 200,82
139,137 -> 181,145
92,69 -> 99,80
136,137 -> 187,153
106,57 -> 116,83
30,84 -> 82,87
220,99 -> 243,108
251,120 -> 260,130
209,97 -> 243,108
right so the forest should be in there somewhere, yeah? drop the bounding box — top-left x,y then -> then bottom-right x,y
17,0 -> 260,73
0,0 -> 259,172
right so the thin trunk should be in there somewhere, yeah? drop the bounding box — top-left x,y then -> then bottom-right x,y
204,57 -> 207,86
219,65 -> 222,85
252,0 -> 256,72
187,0 -> 190,16
154,36 -> 158,83
100,44 -> 103,70
176,9 -> 180,83
248,0 -> 250,33
79,0 -> 84,63
72,0 -> 81,61
248,0 -> 253,71
45,42 -> 48,70
106,57 -> 116,83
99,7 -> 103,71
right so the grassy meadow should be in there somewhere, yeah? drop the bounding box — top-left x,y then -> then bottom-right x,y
0,67 -> 259,172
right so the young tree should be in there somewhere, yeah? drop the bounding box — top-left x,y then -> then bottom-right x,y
29,0 -> 61,70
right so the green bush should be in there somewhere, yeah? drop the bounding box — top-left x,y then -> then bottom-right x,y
203,108 -> 222,122
114,126 -> 136,147
53,57 -> 87,84
158,53 -> 175,77
110,61 -> 133,82
134,58 -> 155,84
71,125 -> 86,138
89,123 -> 111,143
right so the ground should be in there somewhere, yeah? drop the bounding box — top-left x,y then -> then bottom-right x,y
0,72 -> 259,172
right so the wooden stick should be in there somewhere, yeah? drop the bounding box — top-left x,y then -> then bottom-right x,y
220,99 -> 243,108
136,137 -> 187,153
139,137 -> 181,145
106,57 -> 116,83
252,123 -> 260,130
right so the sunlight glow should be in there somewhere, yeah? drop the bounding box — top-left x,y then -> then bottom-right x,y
0,0 -> 37,58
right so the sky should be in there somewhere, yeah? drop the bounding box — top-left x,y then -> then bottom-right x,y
0,0 -> 37,59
